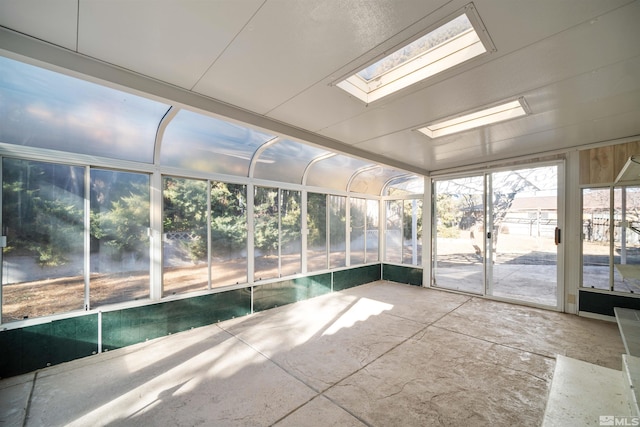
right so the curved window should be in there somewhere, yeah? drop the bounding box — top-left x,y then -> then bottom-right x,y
253,139 -> 331,184
306,155 -> 373,192
385,175 -> 425,196
0,57 -> 169,163
161,110 -> 276,175
0,53 -> 432,327
350,167 -> 410,195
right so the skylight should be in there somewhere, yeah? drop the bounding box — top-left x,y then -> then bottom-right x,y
418,98 -> 529,138
336,4 -> 493,103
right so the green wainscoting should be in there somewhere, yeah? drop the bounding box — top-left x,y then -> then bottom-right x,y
102,288 -> 251,350
333,264 -> 382,291
382,264 -> 423,287
1,265 -> 385,378
253,274 -> 332,312
579,289 -> 640,317
0,314 -> 98,378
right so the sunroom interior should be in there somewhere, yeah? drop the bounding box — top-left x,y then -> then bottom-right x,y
1,0 -> 640,425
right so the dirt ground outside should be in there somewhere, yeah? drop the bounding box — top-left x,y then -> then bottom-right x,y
1,251 -> 349,323
4,235 -> 637,323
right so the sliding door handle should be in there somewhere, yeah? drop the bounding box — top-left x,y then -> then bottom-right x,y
555,227 -> 561,245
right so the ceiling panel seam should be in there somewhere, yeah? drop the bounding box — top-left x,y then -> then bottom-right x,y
189,0 -> 268,92
75,0 -> 80,52
295,0 -> 638,139
328,27 -> 640,147
408,79 -> 640,154
430,131 -> 640,176
261,0 -> 457,118
348,60 -> 636,147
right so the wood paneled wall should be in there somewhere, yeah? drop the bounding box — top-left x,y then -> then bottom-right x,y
579,140 -> 640,185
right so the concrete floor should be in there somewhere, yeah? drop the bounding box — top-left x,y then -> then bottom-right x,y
0,281 -> 626,426
434,264 -> 560,306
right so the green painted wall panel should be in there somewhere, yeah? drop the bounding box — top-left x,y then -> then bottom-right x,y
333,264 -> 381,291
0,328 -> 21,377
0,314 -> 98,378
1,265 -> 382,378
579,289 -> 640,317
382,264 -> 423,286
49,316 -> 99,365
102,288 -> 251,350
253,274 -> 332,312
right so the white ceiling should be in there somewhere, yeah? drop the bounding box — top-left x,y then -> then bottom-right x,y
0,0 -> 639,175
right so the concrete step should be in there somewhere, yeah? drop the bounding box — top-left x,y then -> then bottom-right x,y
542,355 -> 632,427
623,354 -> 640,418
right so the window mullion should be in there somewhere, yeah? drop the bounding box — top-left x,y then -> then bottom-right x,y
84,166 -> 91,311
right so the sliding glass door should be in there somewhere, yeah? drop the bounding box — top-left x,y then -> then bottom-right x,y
433,163 -> 562,308
487,166 -> 559,306
433,175 -> 485,294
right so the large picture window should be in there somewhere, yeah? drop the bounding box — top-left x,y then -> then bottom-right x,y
350,198 -> 366,265
0,54 -> 428,327
163,178 -> 248,295
211,182 -> 247,287
329,195 -> 347,268
366,199 -> 380,263
403,199 -> 423,265
307,193 -> 328,272
2,158 -> 85,322
1,161 -> 152,322
280,189 -> 302,277
254,186 -> 279,281
163,177 -> 209,296
582,186 -> 640,293
384,198 -> 422,266
90,169 -> 150,306
385,200 -> 403,264
254,187 -> 301,280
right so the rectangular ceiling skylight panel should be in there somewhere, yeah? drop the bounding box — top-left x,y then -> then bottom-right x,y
336,4 -> 494,104
418,98 -> 529,138
356,14 -> 474,82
